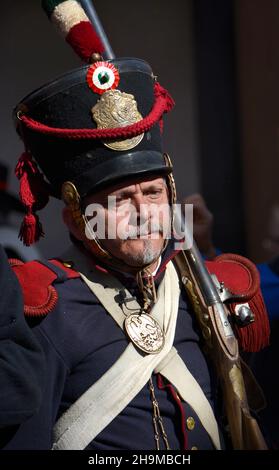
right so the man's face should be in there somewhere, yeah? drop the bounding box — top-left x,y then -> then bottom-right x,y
82,176 -> 170,267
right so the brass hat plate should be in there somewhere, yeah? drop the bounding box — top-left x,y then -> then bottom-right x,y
92,89 -> 144,151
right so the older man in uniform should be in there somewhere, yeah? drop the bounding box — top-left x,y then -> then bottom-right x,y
4,0 -> 269,450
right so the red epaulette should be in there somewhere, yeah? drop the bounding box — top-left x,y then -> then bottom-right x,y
205,253 -> 270,352
9,258 -> 80,317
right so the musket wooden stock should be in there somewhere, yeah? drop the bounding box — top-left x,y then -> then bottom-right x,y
175,249 -> 268,450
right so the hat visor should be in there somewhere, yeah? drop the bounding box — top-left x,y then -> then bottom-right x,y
71,151 -> 172,198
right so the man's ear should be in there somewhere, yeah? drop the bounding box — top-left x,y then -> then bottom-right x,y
62,206 -> 84,241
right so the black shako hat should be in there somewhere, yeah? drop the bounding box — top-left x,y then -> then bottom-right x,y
13,0 -> 175,246
15,58 -> 173,199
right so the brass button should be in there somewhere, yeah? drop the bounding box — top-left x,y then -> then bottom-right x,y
186,416 -> 195,430
63,261 -> 73,268
191,446 -> 198,450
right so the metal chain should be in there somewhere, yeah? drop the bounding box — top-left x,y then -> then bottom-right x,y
137,269 -> 157,311
149,376 -> 170,450
138,270 -> 170,449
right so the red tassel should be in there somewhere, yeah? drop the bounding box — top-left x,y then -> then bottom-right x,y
18,213 -> 44,247
15,151 -> 49,246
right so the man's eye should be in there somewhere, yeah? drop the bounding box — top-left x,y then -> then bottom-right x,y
145,190 -> 163,198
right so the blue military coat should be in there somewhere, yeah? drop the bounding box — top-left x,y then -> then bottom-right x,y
4,243 -> 221,450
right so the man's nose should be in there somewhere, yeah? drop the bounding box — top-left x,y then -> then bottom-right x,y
130,194 -> 149,224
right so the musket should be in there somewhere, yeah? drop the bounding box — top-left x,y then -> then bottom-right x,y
78,0 -> 267,450
174,210 -> 267,449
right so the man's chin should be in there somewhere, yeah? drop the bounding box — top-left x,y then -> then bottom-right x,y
118,238 -> 164,267
89,236 -> 165,268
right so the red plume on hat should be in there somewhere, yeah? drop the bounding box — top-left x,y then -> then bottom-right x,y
41,0 -> 105,62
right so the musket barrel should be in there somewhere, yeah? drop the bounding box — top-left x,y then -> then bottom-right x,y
174,207 -> 221,305
80,0 -> 115,60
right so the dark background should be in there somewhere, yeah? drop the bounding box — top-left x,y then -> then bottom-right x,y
1,0 -> 279,262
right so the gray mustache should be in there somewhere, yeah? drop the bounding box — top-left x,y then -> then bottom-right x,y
122,222 -> 165,240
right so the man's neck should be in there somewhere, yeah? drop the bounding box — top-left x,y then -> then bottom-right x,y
149,257 -> 161,276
